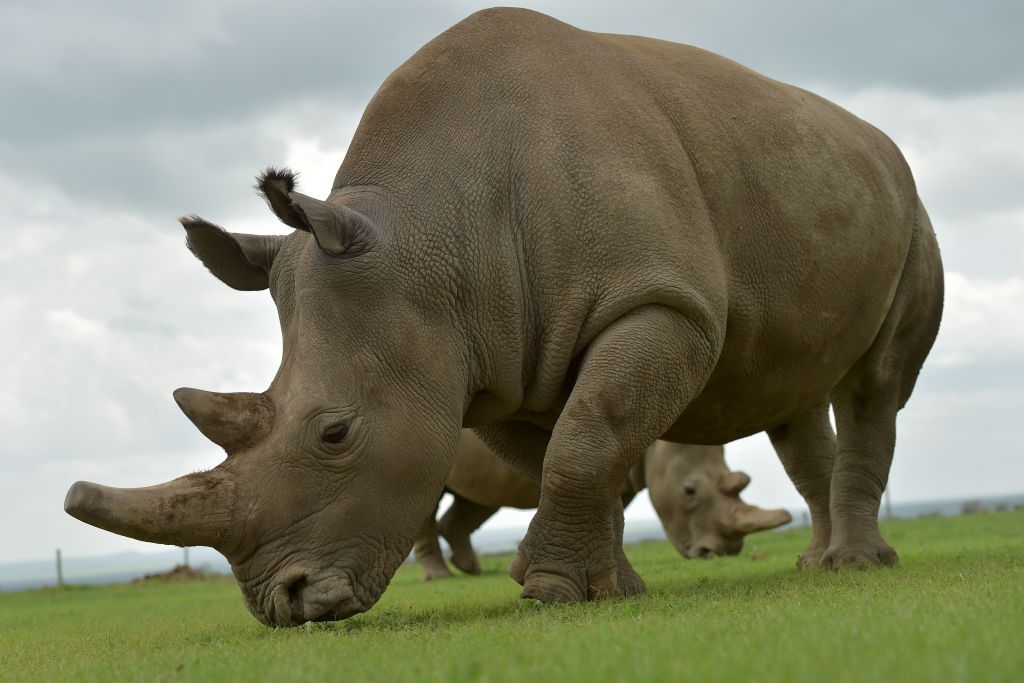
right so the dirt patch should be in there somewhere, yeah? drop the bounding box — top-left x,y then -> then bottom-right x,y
133,564 -> 211,583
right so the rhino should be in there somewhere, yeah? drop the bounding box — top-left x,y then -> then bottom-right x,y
64,8 -> 943,626
415,433 -> 791,579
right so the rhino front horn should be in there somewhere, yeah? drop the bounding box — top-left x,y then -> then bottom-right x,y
731,504 -> 792,535
173,388 -> 273,453
64,472 -> 235,548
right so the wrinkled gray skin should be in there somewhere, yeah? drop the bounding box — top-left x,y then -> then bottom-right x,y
64,8 -> 943,626
415,433 -> 790,579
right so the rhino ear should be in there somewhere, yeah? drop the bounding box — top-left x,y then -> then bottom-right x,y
256,167 -> 376,256
254,167 -> 305,230
718,471 -> 752,496
180,216 -> 284,291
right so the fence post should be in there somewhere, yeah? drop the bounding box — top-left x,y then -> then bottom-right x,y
183,547 -> 190,568
56,548 -> 64,587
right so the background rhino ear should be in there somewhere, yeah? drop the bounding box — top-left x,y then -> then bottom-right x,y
180,216 -> 283,291
718,471 -> 752,496
256,166 -> 376,256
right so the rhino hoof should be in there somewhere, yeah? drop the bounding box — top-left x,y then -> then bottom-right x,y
820,542 -> 899,570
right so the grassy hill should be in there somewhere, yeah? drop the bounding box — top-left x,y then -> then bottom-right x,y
1,511 -> 1021,682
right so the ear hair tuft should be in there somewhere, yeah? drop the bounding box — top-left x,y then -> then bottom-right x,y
254,166 -> 299,200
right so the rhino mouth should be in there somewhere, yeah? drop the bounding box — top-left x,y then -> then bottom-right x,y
249,567 -> 363,626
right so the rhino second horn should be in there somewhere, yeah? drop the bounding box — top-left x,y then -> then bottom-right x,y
173,388 -> 273,453
63,473 -> 235,548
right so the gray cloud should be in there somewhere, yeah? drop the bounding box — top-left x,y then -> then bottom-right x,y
2,1 -> 1021,218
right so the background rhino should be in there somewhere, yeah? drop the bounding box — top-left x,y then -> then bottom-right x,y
65,8 -> 942,626
415,433 -> 790,579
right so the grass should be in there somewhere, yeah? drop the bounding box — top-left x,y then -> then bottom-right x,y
1,511 -> 1022,682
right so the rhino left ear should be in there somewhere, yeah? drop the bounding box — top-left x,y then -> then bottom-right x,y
718,471 -> 751,496
256,167 -> 376,256
180,216 -> 284,291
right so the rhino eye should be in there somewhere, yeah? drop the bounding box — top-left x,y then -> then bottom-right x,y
683,485 -> 697,496
322,421 -> 349,444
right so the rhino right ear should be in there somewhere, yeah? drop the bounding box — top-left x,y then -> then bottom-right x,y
180,216 -> 284,291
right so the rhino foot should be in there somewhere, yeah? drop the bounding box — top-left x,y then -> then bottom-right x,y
511,520 -> 626,602
820,540 -> 898,570
614,546 -> 646,596
449,546 -> 481,575
421,560 -> 454,581
614,562 -> 646,597
796,544 -> 828,570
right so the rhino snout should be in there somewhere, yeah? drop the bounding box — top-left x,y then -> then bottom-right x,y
685,537 -> 743,559
254,567 -> 359,626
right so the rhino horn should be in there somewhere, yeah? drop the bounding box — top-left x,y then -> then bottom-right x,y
729,503 -> 792,535
718,470 -> 752,495
256,167 -> 376,256
173,388 -> 273,453
63,472 -> 234,548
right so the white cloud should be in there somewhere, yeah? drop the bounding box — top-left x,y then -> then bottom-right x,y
931,272 -> 1024,366
46,309 -> 108,342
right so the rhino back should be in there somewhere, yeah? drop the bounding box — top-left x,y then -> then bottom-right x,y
336,8 -> 925,440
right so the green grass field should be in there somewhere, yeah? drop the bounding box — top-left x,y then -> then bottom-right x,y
1,511 -> 1022,682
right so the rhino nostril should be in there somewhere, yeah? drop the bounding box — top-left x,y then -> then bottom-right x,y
697,547 -> 713,559
286,576 -> 309,615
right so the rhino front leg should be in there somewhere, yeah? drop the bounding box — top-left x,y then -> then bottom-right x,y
413,500 -> 454,581
438,495 -> 498,575
610,496 -> 646,596
513,305 -> 718,603
767,400 -> 835,569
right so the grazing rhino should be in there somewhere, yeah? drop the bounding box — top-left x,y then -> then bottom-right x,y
415,433 -> 790,579
64,7 -> 943,626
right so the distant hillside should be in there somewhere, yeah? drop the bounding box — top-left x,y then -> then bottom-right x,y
3,493 -> 1022,591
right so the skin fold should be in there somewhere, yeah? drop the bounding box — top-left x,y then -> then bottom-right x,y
64,8 -> 943,626
414,432 -> 791,579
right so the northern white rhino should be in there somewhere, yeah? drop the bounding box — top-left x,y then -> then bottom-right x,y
415,433 -> 790,579
65,8 -> 943,626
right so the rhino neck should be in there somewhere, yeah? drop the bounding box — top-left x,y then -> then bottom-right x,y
326,173 -> 532,427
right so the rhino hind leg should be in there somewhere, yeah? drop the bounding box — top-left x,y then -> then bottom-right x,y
822,207 -> 943,570
768,400 -> 836,569
438,495 -> 497,575
514,305 -> 718,603
822,391 -> 900,569
413,502 -> 454,581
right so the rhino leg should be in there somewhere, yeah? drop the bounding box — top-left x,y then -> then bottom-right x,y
823,393 -> 900,569
611,496 -> 646,596
413,501 -> 454,581
768,400 -> 835,569
822,210 -> 942,570
438,495 -> 498,575
514,305 -> 717,603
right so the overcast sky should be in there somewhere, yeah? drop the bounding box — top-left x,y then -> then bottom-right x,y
1,0 -> 1021,564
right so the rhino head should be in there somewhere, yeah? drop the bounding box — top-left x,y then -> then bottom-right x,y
64,169 -> 467,626
644,443 -> 792,558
